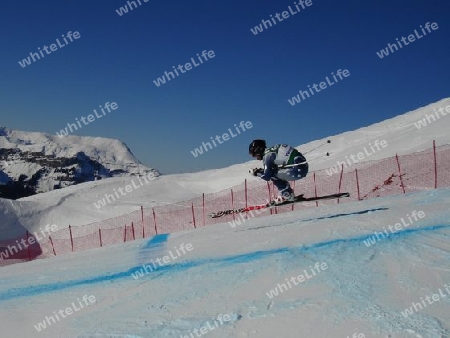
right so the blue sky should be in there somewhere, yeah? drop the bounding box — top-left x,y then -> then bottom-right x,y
1,0 -> 449,174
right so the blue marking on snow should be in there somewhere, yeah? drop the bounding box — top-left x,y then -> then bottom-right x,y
303,224 -> 449,251
139,233 -> 169,253
0,223 -> 449,302
137,234 -> 170,264
144,233 -> 169,248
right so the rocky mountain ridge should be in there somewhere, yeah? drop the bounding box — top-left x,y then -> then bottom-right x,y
0,127 -> 159,199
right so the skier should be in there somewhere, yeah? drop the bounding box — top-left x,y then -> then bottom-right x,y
249,139 -> 308,204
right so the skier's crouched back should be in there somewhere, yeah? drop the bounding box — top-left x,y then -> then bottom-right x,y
263,144 -> 308,181
249,140 -> 308,204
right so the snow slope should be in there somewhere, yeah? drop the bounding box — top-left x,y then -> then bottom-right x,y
1,188 -> 449,337
297,97 -> 450,171
1,97 -> 448,236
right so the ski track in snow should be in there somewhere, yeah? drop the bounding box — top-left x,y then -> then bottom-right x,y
238,206 -> 390,232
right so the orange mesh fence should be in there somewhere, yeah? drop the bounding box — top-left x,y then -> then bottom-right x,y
2,142 -> 449,266
437,145 -> 450,188
0,232 -> 44,267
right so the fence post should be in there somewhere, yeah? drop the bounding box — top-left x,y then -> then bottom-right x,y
49,236 -> 56,256
131,222 -> 135,240
202,193 -> 205,226
338,164 -> 344,204
245,179 -> 248,208
266,181 -> 273,215
141,206 -> 145,238
313,173 -> 318,207
395,154 -> 406,194
153,208 -> 158,235
69,225 -> 74,252
355,169 -> 361,201
266,181 -> 271,201
231,189 -> 235,221
26,231 -> 32,261
433,140 -> 438,189
191,202 -> 196,229
99,228 -> 102,248
291,180 -> 296,211
271,182 -> 278,214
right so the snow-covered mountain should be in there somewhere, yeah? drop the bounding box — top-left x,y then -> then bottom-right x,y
0,126 -> 160,199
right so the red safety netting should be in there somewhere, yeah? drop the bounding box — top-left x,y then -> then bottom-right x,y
1,141 -> 449,267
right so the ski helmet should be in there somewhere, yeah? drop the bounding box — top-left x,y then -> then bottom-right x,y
249,139 -> 266,157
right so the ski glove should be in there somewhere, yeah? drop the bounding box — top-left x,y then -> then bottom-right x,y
250,168 -> 264,176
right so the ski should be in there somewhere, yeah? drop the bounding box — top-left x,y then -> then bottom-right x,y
208,192 -> 350,218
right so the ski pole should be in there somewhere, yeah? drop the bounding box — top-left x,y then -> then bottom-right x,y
249,154 -> 330,173
277,152 -> 330,168
303,139 -> 331,155
250,140 -> 331,172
